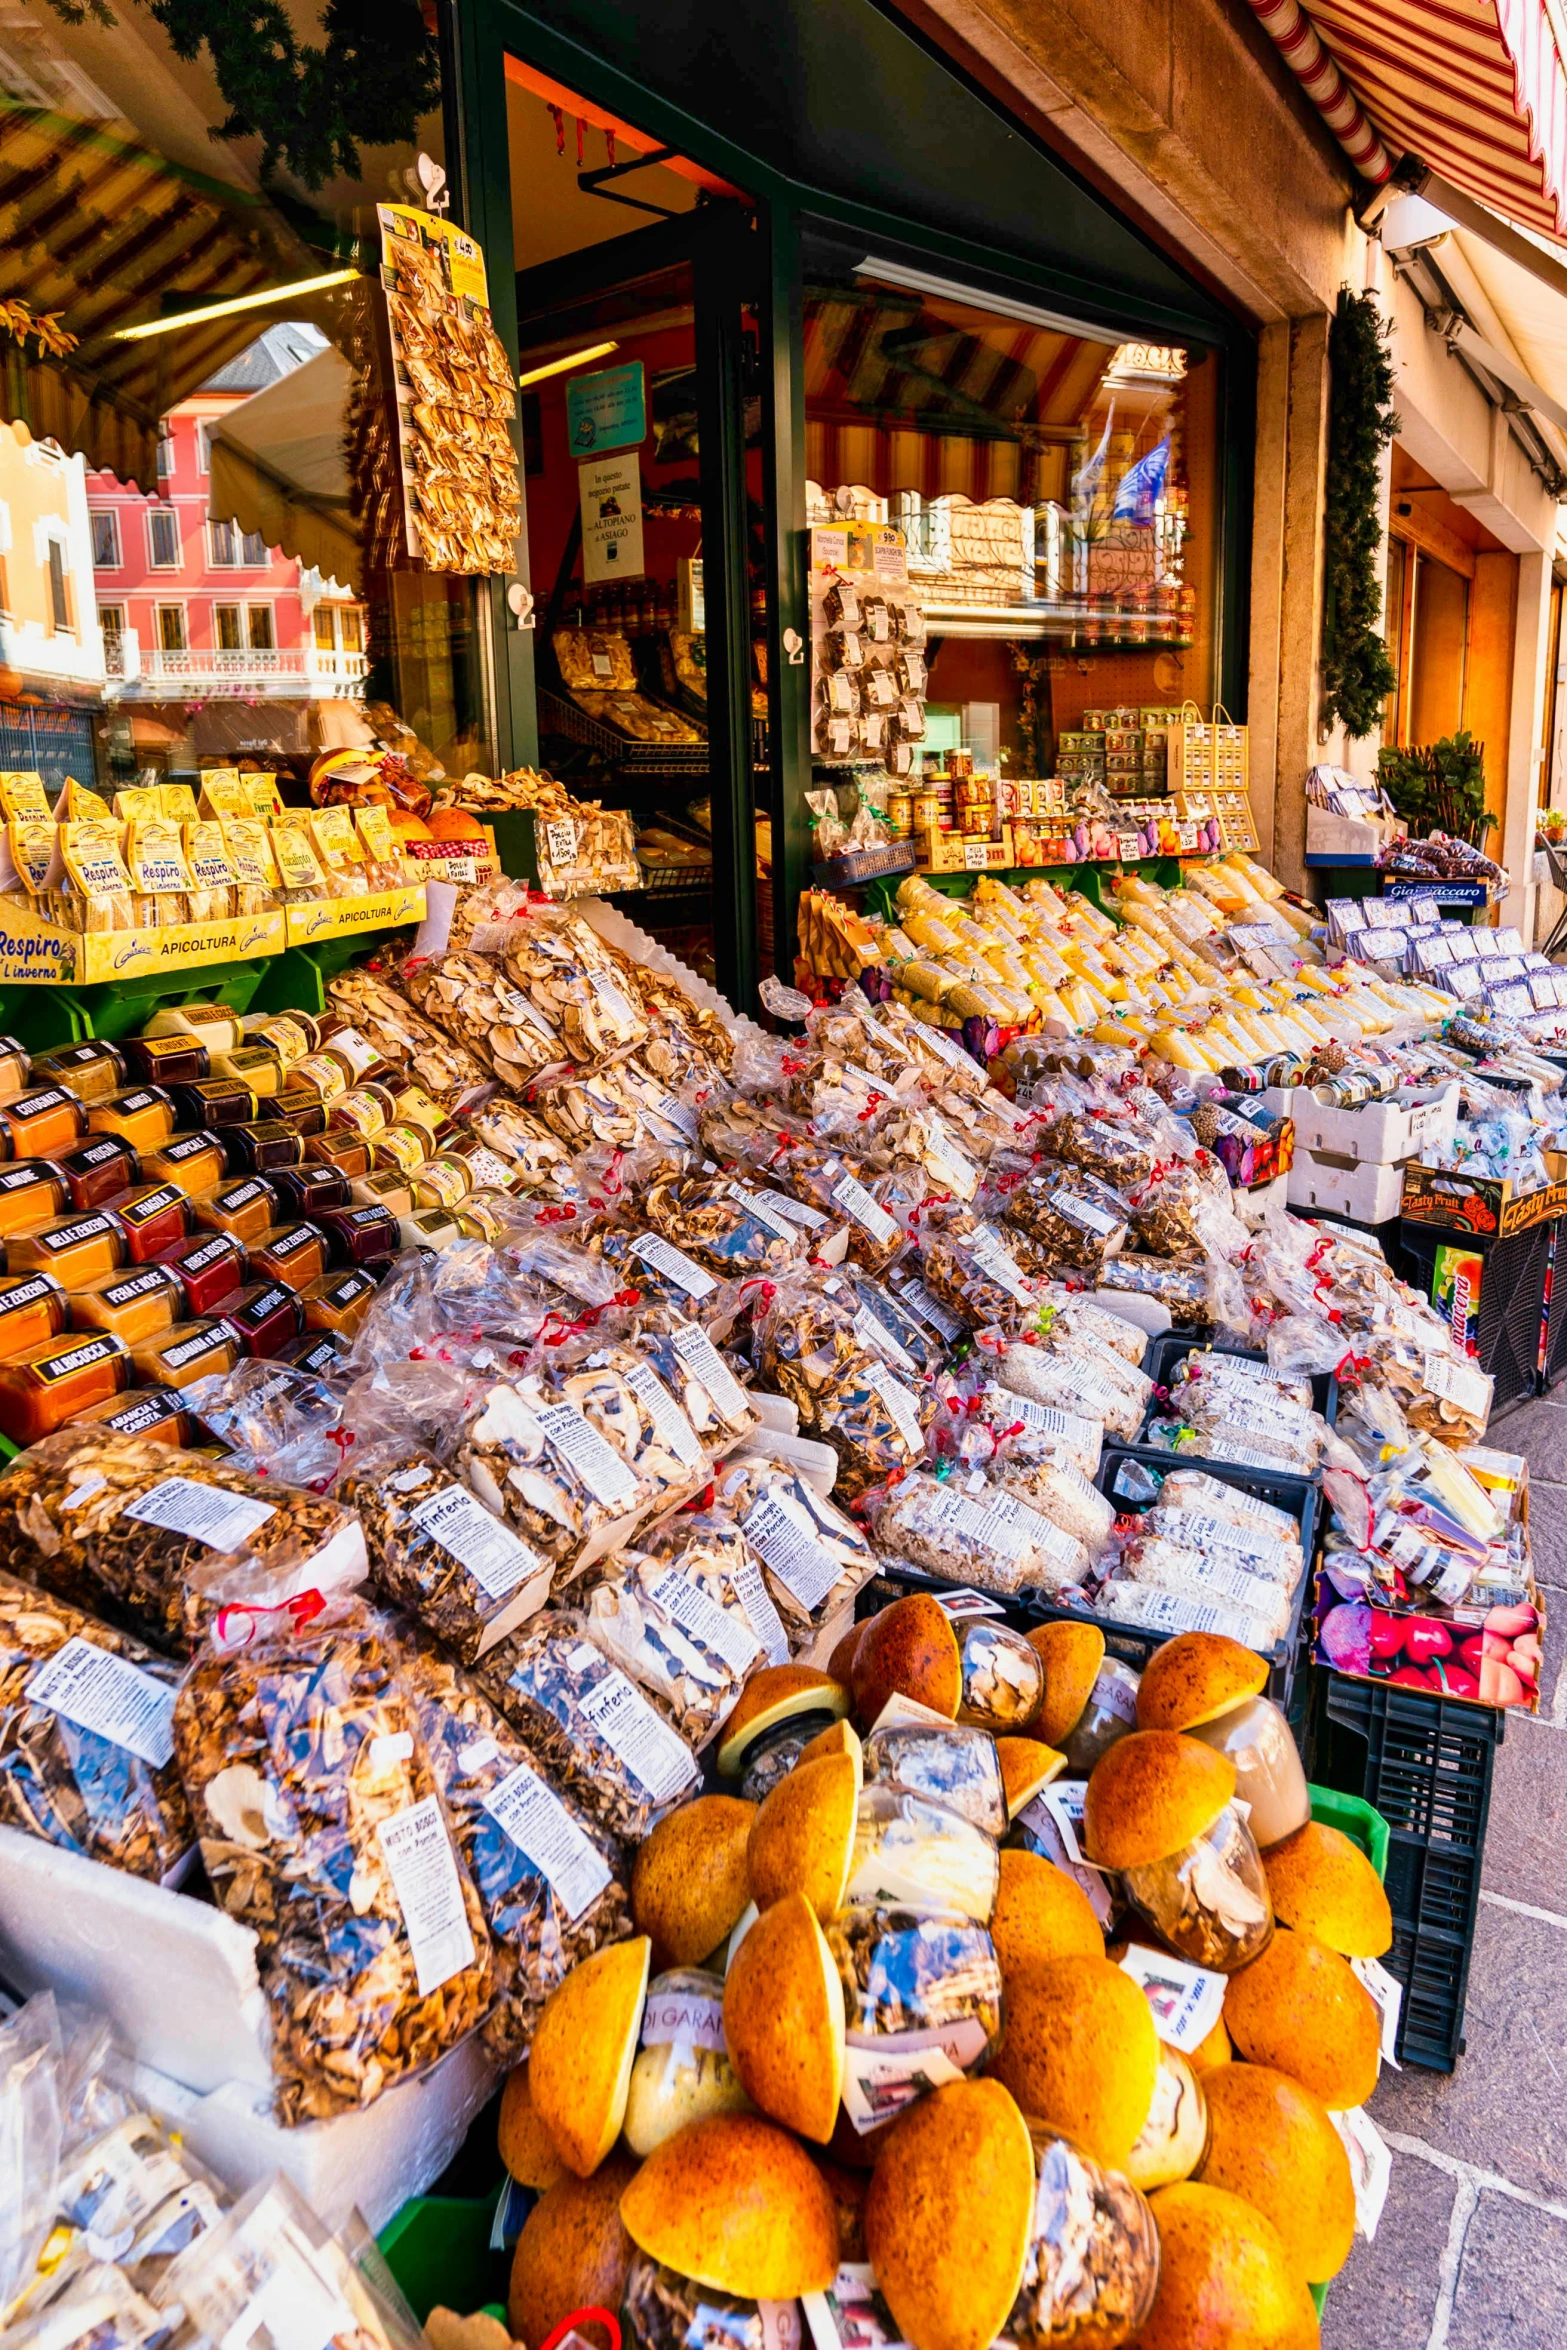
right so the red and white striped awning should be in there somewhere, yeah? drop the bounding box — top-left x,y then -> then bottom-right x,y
1243,0 -> 1567,239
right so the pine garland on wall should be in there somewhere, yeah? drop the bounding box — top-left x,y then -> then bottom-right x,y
43,0 -> 440,189
1321,287 -> 1399,739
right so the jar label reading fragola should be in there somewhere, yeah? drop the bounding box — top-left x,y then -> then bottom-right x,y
123,1477 -> 276,1553
840,2021 -> 989,2133
375,1794 -> 478,1996
535,1401 -> 640,1508
482,1761 -> 612,1921
830,1172 -> 899,1246
742,1493 -> 841,1613
577,1664 -> 698,1800
730,1554 -> 791,1665
409,1483 -> 545,1600
632,1233 -> 717,1300
26,1636 -> 176,1769
625,1362 -> 706,1468
671,1323 -> 749,1418
646,1565 -> 761,1677
641,1985 -> 727,2055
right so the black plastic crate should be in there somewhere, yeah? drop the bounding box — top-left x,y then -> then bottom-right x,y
1025,1445 -> 1317,1726
1397,1219 -> 1549,1408
1132,1334 -> 1338,1471
1305,1669 -> 1505,2070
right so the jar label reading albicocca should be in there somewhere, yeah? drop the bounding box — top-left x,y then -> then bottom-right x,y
535,1401 -> 640,1508
646,1564 -> 761,1676
375,1793 -> 477,1996
742,1492 -> 840,1613
573,1652 -> 697,1800
482,1760 -> 612,1921
123,1477 -> 276,1553
632,1232 -> 717,1299
409,1483 -> 545,1600
26,1635 -> 176,1769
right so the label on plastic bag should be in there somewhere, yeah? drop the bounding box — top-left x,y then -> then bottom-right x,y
409,1484 -> 545,1600
868,1365 -> 924,1455
1118,1943 -> 1226,2052
892,1274 -> 965,1344
804,2267 -> 908,2350
640,1981 -> 726,2056
376,1794 -> 477,1996
670,1322 -> 751,1421
1016,1788 -> 1114,1928
625,1361 -> 706,1468
483,1761 -> 612,1921
1351,1954 -> 1404,2070
730,1184 -> 803,1240
853,1304 -> 916,1376
633,1232 -> 718,1299
647,1564 -> 761,1676
969,1223 -> 1032,1301
1331,2106 -> 1393,2240
575,1656 -> 698,1800
536,1401 -> 640,1507
123,1477 -> 276,1553
26,1636 -> 176,1769
840,2020 -> 989,2132
831,1171 -> 899,1245
1049,1188 -> 1121,1238
731,1554 -> 791,1665
1421,1350 -> 1490,1417
742,1491 -> 841,1613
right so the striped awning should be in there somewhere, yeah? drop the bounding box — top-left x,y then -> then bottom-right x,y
0,99 -> 318,489
1244,0 -> 1567,239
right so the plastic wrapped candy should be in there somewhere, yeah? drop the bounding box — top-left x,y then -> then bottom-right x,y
172,1592 -> 494,2122
472,1609 -> 699,1842
845,1784 -> 999,1924
862,1721 -> 1007,1837
395,1628 -> 633,2062
623,1967 -> 751,2155
580,1548 -> 759,1745
999,2128 -> 1159,2350
825,1903 -> 1004,2134
1118,1800 -> 1274,1973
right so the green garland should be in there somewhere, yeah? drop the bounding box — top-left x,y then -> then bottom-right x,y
1322,288 -> 1399,739
43,0 -> 439,189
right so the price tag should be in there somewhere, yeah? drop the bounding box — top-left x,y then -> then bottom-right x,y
1350,1954 -> 1404,2069
1330,2106 -> 1393,2240
544,818 -> 579,867
1118,1943 -> 1227,2052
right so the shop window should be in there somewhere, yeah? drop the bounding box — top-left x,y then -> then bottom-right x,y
156,604 -> 185,652
89,511 -> 120,568
156,425 -> 174,478
147,510 -> 180,569
214,603 -> 242,651
246,605 -> 274,651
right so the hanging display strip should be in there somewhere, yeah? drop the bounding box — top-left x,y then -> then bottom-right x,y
376,204 -> 522,575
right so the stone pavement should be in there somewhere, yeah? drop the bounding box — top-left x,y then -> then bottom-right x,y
1323,1392 -> 1567,2350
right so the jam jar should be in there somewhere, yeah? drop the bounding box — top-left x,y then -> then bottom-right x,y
156,1230 -> 248,1315
144,1002 -> 243,1053
0,1162 -> 68,1236
86,1088 -> 178,1153
31,1040 -> 126,1104
350,1169 -> 414,1215
71,1386 -> 194,1444
300,1265 -> 378,1335
0,1270 -> 69,1361
284,1327 -> 352,1377
167,1077 -> 257,1130
1,1087 -> 86,1160
305,1133 -> 372,1179
141,1130 -> 226,1196
0,1037 -> 30,1098
9,1210 -> 126,1284
111,1183 -> 194,1264
221,1122 -> 304,1176
0,1330 -> 131,1442
132,1318 -> 242,1392
193,1178 -> 279,1246
209,1044 -> 284,1099
268,1164 -> 348,1218
219,1281 -> 306,1359
248,1222 -> 329,1292
122,1032 -> 210,1088
316,1202 -> 398,1268
53,1136 -> 142,1213
66,1262 -> 187,1347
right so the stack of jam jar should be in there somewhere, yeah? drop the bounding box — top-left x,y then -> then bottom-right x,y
0,999 -> 520,1447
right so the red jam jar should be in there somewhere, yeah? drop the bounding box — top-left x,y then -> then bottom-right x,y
156,1230 -> 248,1314
219,1281 -> 306,1359
316,1202 -> 398,1268
111,1183 -> 193,1264
53,1136 -> 142,1213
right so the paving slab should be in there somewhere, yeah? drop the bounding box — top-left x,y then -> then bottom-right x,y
1321,2148 -> 1454,2350
1447,2186 -> 1567,2349
1369,1903 -> 1567,2203
1498,1398 -> 1567,1485
1483,1700 -> 1567,1896
1524,1483 -> 1567,1592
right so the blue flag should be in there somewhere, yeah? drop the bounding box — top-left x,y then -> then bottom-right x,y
1111,436 -> 1171,524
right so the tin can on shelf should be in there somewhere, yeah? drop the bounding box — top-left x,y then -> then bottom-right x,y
888,793 -> 914,837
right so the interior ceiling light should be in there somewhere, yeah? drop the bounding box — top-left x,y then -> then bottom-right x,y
517,339 -> 620,387
111,270 -> 361,341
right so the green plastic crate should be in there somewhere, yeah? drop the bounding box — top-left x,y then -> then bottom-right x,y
1305,1782 -> 1390,2319
376,2189 -> 509,2326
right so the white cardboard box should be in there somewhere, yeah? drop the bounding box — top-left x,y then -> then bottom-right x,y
1286,1147 -> 1405,1225
1291,1081 -> 1460,1167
